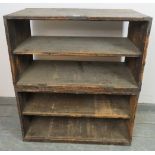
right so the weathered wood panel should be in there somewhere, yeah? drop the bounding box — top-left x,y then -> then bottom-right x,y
126,20 -> 152,85
4,9 -> 152,145
16,61 -> 138,94
25,117 -> 130,145
128,95 -> 138,142
125,20 -> 152,142
13,36 -> 141,57
22,93 -> 130,118
5,8 -> 151,21
3,18 -> 32,137
3,19 -> 32,83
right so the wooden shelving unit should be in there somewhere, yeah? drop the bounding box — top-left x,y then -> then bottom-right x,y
4,8 -> 152,145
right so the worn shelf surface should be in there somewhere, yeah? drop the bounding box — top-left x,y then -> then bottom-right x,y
25,117 -> 130,144
13,36 -> 141,57
22,93 -> 130,119
16,61 -> 138,94
5,8 -> 151,21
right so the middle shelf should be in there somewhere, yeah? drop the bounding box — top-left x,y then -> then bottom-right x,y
22,93 -> 130,119
16,61 -> 138,94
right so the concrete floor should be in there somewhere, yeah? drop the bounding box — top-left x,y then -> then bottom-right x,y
0,97 -> 155,151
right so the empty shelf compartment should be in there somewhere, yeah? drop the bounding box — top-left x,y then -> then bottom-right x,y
25,117 -> 130,145
16,61 -> 138,94
22,93 -> 130,119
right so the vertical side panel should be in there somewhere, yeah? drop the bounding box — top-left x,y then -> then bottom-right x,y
127,95 -> 138,142
126,19 -> 152,141
3,18 -> 32,83
3,18 -> 32,137
126,20 -> 152,85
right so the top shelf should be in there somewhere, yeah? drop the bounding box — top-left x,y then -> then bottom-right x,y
4,8 -> 151,21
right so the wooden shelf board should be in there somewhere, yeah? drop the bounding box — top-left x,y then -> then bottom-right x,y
13,36 -> 141,57
16,61 -> 138,94
22,93 -> 130,119
24,117 -> 130,145
5,8 -> 151,21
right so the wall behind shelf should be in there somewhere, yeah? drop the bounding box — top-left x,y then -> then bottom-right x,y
0,3 -> 155,104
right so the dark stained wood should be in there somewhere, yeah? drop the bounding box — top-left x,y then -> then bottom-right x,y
3,18 -> 32,137
22,93 -> 130,119
24,117 -> 130,145
126,20 -> 152,84
3,19 -> 31,52
127,95 -> 138,142
5,8 -> 151,21
17,92 -> 31,135
125,20 -> 152,142
13,36 -> 141,57
3,19 -> 32,83
4,9 -> 152,145
16,61 -> 138,94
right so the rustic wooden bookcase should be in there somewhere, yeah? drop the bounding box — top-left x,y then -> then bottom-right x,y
4,9 -> 152,145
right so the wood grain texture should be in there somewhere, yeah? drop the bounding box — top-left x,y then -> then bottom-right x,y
22,93 -> 130,118
3,18 -> 32,137
128,95 -> 138,141
125,20 -> 152,142
4,8 -> 152,145
127,20 -> 152,84
25,117 -> 130,145
4,8 -> 151,21
16,61 -> 138,94
3,19 -> 31,83
1,102 -> 155,150
13,36 -> 141,57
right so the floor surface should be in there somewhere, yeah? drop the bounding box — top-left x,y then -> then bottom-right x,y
0,97 -> 155,151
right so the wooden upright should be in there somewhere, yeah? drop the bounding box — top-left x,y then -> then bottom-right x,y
4,8 -> 152,145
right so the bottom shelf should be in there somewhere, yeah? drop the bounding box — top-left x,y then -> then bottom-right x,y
24,117 -> 130,145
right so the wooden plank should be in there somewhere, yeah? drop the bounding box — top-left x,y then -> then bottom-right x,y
127,95 -> 138,141
4,8 -> 151,21
1,102 -> 155,150
22,93 -> 130,118
13,36 -> 141,57
3,19 -> 32,83
25,117 -> 130,144
127,21 -> 152,85
3,18 -> 32,138
16,61 -> 138,94
125,20 -> 152,143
